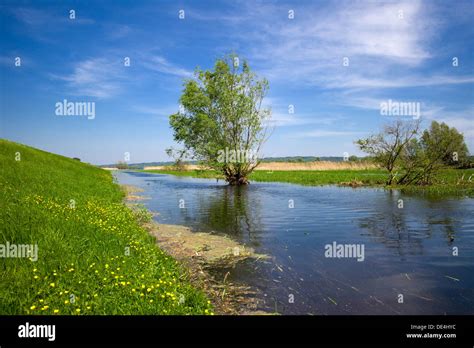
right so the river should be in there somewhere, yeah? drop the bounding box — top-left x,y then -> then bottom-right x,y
115,171 -> 474,315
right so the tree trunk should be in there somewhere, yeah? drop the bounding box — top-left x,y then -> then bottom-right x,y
225,172 -> 250,185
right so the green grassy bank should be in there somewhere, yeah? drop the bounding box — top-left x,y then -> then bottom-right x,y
0,139 -> 212,315
142,168 -> 474,196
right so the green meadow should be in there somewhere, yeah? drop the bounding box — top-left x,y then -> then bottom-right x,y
142,168 -> 474,197
0,139 -> 212,315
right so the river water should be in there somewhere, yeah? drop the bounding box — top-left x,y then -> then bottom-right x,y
115,171 -> 474,315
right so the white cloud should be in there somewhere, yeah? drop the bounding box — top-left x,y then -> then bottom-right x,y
323,75 -> 474,90
142,56 -> 193,78
230,0 -> 473,92
423,106 -> 474,138
54,58 -> 126,98
292,130 -> 363,138
134,105 -> 179,118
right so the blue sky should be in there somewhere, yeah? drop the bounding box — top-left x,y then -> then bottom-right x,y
0,0 -> 473,164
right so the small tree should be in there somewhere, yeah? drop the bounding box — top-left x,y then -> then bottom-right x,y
355,119 -> 420,184
165,148 -> 188,171
169,55 -> 271,185
116,161 -> 129,170
348,155 -> 358,162
397,121 -> 470,184
424,121 -> 469,167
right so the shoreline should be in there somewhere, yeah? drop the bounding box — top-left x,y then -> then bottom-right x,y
134,168 -> 474,197
122,184 -> 270,315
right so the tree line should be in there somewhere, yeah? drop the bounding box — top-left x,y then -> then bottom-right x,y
356,119 -> 470,185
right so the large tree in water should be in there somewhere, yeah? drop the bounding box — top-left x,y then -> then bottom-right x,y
169,55 -> 271,185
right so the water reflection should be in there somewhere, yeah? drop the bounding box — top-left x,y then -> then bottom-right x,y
115,171 -> 474,314
192,185 -> 265,247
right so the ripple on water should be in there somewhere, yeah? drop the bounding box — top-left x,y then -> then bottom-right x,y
114,171 -> 474,315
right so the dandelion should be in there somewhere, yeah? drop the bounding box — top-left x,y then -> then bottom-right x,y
49,282 -> 55,287
53,309 -> 59,314
30,305 -> 36,310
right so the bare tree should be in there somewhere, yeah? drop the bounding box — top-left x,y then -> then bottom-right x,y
356,119 -> 421,185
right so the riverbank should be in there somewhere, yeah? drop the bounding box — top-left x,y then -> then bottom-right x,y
122,185 -> 269,314
0,139 -> 212,315
141,168 -> 474,196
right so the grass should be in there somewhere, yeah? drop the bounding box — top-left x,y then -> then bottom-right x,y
142,167 -> 474,197
0,139 -> 212,315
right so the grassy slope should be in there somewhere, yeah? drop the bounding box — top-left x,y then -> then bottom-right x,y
0,139 -> 212,315
142,168 -> 474,196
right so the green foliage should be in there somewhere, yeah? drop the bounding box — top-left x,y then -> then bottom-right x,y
356,120 -> 420,184
357,120 -> 470,185
422,121 -> 469,167
116,161 -> 129,170
348,155 -> 358,162
169,55 -> 271,185
165,148 -> 187,171
0,139 -> 212,315
397,121 -> 470,185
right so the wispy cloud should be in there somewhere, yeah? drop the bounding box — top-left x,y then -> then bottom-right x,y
424,106 -> 474,138
133,105 -> 179,118
220,1 -> 473,91
323,75 -> 474,90
142,56 -> 193,78
292,130 -> 363,138
53,58 -> 126,98
12,7 -> 94,28
52,53 -> 193,99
